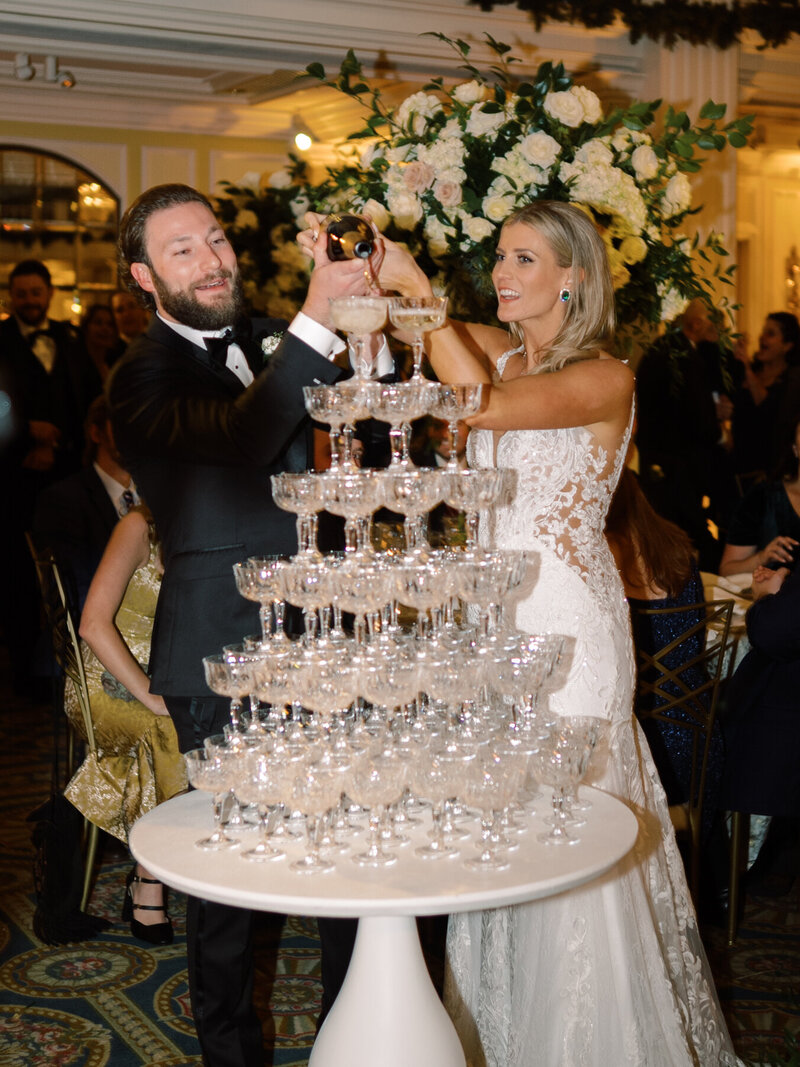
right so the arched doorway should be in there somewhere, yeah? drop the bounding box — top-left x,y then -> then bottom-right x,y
0,146 -> 119,323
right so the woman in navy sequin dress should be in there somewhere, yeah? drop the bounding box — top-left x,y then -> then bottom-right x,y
606,468 -> 724,828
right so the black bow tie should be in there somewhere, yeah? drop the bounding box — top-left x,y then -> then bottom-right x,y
204,320 -> 252,366
28,328 -> 53,343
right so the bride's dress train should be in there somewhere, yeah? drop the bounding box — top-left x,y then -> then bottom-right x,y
444,353 -> 739,1066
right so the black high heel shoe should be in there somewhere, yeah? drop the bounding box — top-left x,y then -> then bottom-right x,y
122,866 -> 174,946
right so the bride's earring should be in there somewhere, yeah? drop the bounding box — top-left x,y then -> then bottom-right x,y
559,287 -> 571,303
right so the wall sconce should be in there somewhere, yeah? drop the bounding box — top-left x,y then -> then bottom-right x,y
14,53 -> 35,81
13,53 -> 75,88
44,55 -> 76,89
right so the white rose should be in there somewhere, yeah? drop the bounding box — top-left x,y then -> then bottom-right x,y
543,90 -> 585,128
386,144 -> 414,164
234,208 -> 259,229
611,130 -> 632,153
289,194 -> 310,220
488,174 -> 514,197
362,198 -> 391,231
418,138 -> 466,173
267,170 -> 292,189
386,189 -> 424,230
658,283 -> 689,322
571,85 -> 602,124
361,143 -> 385,167
619,235 -> 648,264
461,215 -> 495,242
492,148 -> 542,188
662,173 -> 692,218
395,91 -> 444,134
574,139 -> 614,167
631,145 -> 659,181
424,216 -> 456,258
518,131 -> 561,169
452,80 -> 490,105
440,117 -> 464,139
465,104 -> 506,137
482,193 -> 515,223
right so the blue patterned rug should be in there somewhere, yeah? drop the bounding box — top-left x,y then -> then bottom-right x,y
2,667 -> 800,1065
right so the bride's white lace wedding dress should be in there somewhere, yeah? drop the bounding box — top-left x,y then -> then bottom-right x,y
444,351 -> 739,1066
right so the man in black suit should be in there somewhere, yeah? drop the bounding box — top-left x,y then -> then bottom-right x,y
0,259 -> 98,691
33,394 -> 136,609
636,299 -> 735,571
107,183 -> 378,1066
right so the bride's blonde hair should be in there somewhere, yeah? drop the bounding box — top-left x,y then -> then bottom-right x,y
503,201 -> 616,373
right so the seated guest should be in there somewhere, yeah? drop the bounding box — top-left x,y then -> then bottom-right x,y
66,504 -> 186,944
606,466 -> 724,835
721,561 -> 800,892
79,304 -> 120,385
719,409 -> 800,578
33,395 -> 139,608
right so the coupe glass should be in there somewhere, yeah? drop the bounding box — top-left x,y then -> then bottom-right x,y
184,748 -> 240,850
444,468 -> 517,551
303,383 -> 371,469
461,748 -> 519,871
348,746 -> 404,867
364,380 -> 438,467
235,556 -> 290,644
329,295 -> 389,379
428,384 -> 484,469
378,467 -> 444,555
388,295 -> 448,379
410,753 -> 459,860
235,749 -> 286,862
202,651 -> 255,732
290,760 -> 342,874
320,469 -> 383,557
534,717 -> 601,846
271,472 -> 326,558
276,558 -> 335,645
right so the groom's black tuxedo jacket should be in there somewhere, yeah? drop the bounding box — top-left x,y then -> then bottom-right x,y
107,314 -> 341,697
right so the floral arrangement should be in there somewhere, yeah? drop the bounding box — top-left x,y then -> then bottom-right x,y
219,36 -> 752,346
469,0 -> 800,51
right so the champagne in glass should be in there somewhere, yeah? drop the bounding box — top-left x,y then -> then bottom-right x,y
329,296 -> 388,378
388,296 -> 448,379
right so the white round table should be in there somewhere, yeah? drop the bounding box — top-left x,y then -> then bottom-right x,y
131,788 -> 638,1067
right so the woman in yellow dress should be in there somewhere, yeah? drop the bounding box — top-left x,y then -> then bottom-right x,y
64,505 -> 186,944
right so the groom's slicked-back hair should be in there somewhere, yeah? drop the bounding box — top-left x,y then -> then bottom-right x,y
118,183 -> 215,308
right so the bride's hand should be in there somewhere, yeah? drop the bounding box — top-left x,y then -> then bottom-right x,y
374,234 -> 433,297
297,211 -> 328,261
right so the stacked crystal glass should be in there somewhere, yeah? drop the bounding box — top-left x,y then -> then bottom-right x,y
185,296 -> 603,874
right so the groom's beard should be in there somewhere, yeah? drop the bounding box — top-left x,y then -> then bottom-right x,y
151,266 -> 245,330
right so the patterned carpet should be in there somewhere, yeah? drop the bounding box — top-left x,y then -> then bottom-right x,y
1,661 -> 799,1066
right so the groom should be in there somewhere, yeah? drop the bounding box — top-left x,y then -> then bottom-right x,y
107,183 -> 377,1065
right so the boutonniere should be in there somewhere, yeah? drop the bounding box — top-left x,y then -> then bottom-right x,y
260,331 -> 284,359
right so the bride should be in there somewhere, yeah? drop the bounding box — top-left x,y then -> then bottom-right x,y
376,201 -> 739,1066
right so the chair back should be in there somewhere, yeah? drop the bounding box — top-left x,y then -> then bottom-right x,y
631,598 -> 735,899
25,533 -> 97,754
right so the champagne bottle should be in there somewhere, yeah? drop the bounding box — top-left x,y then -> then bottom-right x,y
324,214 -> 374,261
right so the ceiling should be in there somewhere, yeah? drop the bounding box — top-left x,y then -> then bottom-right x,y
0,0 -> 799,150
